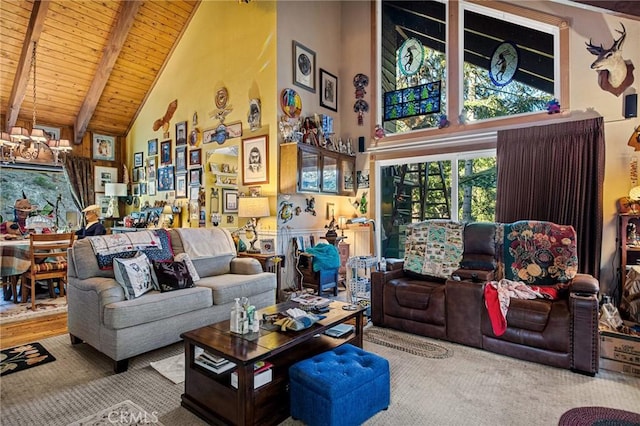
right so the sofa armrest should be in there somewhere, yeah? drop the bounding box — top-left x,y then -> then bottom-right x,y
230,257 -> 263,275
569,273 -> 599,295
371,268 -> 404,325
68,277 -> 126,307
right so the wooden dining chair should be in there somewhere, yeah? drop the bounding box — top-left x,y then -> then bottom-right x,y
21,232 -> 75,310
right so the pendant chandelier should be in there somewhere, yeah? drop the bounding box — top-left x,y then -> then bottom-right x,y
0,41 -> 71,164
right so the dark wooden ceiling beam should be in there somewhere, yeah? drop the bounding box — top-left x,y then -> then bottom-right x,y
74,0 -> 142,144
5,0 -> 51,132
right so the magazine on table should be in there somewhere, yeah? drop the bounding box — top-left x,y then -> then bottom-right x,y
291,293 -> 331,308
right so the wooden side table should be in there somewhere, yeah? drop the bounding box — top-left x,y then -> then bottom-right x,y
237,252 -> 284,301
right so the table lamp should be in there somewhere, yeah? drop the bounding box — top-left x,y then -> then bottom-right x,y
238,196 -> 270,253
104,183 -> 128,218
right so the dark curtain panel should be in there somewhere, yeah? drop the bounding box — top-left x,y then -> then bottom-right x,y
496,117 -> 605,279
63,155 -> 94,211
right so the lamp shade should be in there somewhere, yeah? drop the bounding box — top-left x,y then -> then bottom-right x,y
630,186 -> 640,201
30,128 -> 48,143
57,139 -> 72,151
162,205 -> 173,214
10,126 -> 30,141
238,196 -> 270,218
105,183 -> 128,197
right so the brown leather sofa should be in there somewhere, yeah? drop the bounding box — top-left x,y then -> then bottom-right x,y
371,220 -> 600,375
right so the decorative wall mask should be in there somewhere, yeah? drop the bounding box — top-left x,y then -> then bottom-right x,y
585,23 -> 635,96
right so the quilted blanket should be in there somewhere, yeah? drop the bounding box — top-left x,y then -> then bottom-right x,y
89,231 -> 162,256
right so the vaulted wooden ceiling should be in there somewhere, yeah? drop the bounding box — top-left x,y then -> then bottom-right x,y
0,0 -> 199,144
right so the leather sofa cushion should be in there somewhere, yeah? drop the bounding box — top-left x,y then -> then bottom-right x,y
460,222 -> 497,271
384,279 -> 446,325
481,298 -> 570,352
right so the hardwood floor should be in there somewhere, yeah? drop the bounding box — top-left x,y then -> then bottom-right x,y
0,312 -> 68,349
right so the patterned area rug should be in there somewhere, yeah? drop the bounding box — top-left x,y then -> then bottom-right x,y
0,296 -> 67,325
67,400 -> 165,426
0,342 -> 56,376
559,406 -> 640,425
363,326 -> 453,359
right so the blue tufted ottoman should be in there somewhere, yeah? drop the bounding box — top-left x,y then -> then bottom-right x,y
289,343 -> 390,426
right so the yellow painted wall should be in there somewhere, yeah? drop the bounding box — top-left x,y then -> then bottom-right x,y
126,0 -> 277,231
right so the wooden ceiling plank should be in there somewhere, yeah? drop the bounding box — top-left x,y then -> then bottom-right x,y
74,0 -> 142,143
5,0 -> 50,131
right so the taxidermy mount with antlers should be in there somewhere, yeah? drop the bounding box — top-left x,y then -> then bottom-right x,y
585,23 -> 634,96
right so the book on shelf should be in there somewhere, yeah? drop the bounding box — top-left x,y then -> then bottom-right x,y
194,347 -> 236,374
324,323 -> 355,338
231,361 -> 274,389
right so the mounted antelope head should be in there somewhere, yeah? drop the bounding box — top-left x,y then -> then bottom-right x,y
585,23 -> 634,96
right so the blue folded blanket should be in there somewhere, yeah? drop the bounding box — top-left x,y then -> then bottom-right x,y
304,243 -> 340,272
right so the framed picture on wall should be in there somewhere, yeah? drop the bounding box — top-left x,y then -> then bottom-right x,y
176,174 -> 187,198
293,41 -> 316,92
319,69 -> 338,112
222,189 -> 238,213
189,148 -> 202,166
157,166 -> 175,191
160,140 -> 172,164
146,157 -> 157,180
96,194 -> 111,219
176,146 -> 187,172
176,121 -> 187,146
189,167 -> 202,187
242,134 -> 268,185
92,134 -> 116,161
94,166 -> 117,193
148,138 -> 158,156
134,152 -> 143,168
148,180 -> 156,196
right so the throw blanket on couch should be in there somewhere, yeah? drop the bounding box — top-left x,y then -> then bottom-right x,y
176,228 -> 236,260
484,279 -> 559,336
89,231 -> 162,256
89,230 -> 173,269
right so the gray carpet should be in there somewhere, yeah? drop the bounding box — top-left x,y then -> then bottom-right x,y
1,330 -> 639,426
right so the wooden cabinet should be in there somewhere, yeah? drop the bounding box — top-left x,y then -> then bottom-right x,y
619,214 -> 640,304
280,142 -> 356,195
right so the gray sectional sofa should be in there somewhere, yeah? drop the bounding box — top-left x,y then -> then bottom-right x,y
67,227 -> 276,372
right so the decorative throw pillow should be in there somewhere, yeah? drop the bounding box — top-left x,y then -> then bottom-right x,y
113,252 -> 155,300
153,260 -> 194,292
174,252 -> 201,282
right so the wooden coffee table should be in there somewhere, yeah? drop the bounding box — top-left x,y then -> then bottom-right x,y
180,300 -> 365,425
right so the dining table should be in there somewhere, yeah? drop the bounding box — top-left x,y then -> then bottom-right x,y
0,237 -> 31,302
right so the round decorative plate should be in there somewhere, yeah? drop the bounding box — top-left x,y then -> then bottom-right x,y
398,38 -> 424,77
280,88 -> 302,118
189,128 -> 199,146
215,87 -> 229,109
489,41 -> 519,87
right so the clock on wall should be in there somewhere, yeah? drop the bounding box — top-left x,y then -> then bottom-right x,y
398,38 -> 424,77
489,41 -> 519,87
